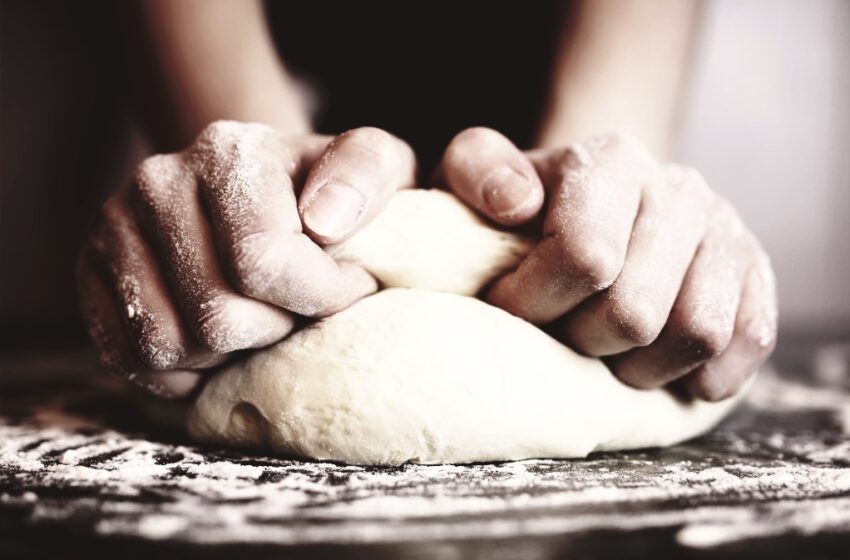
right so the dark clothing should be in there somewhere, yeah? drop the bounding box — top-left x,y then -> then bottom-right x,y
266,1 -> 562,172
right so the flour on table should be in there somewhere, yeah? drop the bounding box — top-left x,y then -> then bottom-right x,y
188,190 -> 742,465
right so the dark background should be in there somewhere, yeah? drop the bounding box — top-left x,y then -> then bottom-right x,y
0,1 -> 134,351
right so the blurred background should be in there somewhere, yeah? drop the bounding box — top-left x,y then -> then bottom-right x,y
1,0 -> 848,358
678,0 -> 850,333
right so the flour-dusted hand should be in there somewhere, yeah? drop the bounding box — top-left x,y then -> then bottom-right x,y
78,121 -> 416,397
439,128 -> 777,401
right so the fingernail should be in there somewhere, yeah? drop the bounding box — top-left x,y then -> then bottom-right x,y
483,168 -> 536,219
145,345 -> 183,371
303,181 -> 365,240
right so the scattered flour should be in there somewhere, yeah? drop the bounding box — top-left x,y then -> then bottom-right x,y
1,365 -> 848,549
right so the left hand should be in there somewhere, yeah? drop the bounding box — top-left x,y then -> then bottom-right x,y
438,128 -> 777,401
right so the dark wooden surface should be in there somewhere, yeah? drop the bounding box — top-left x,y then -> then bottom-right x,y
1,334 -> 849,559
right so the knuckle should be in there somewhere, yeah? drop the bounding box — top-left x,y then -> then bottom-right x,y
740,317 -> 778,357
555,145 -> 592,172
603,291 -> 665,347
677,321 -> 733,360
666,164 -> 712,198
584,131 -> 634,154
134,156 -> 165,192
193,121 -> 280,178
196,121 -> 284,171
554,236 -> 622,290
196,120 -> 248,146
582,132 -> 655,171
545,149 -> 593,192
132,154 -> 184,210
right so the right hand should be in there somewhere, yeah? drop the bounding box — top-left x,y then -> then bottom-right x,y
438,129 -> 777,401
78,121 -> 416,397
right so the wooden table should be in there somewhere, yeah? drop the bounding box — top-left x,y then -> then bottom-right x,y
2,333 -> 849,559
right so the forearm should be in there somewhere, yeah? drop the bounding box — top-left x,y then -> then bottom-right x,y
536,0 -> 699,157
130,0 -> 310,151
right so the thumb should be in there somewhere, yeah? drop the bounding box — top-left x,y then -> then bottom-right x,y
298,127 -> 416,245
439,127 -> 544,225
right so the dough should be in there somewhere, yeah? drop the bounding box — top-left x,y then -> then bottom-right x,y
188,190 -> 742,465
328,187 -> 535,296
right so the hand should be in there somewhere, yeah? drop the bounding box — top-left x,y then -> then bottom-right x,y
78,121 -> 416,397
439,128 -> 777,401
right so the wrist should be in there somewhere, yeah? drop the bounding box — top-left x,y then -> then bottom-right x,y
534,95 -> 672,158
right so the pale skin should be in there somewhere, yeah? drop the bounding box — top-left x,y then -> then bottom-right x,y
78,0 -> 777,400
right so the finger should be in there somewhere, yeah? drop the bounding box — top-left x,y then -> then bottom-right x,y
606,224 -> 741,388
77,247 -> 141,377
192,123 -> 378,317
487,134 -> 650,323
684,243 -> 778,401
299,127 -> 417,244
91,192 -> 225,371
557,164 -> 711,356
131,152 -> 296,354
89,192 -> 193,370
131,370 -> 203,399
439,127 -> 544,225
79,248 -> 204,398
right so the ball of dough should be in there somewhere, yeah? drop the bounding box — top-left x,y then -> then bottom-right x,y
187,190 -> 742,465
188,289 -> 739,465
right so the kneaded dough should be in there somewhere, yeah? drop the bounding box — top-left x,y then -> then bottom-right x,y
328,188 -> 535,295
188,190 -> 742,465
